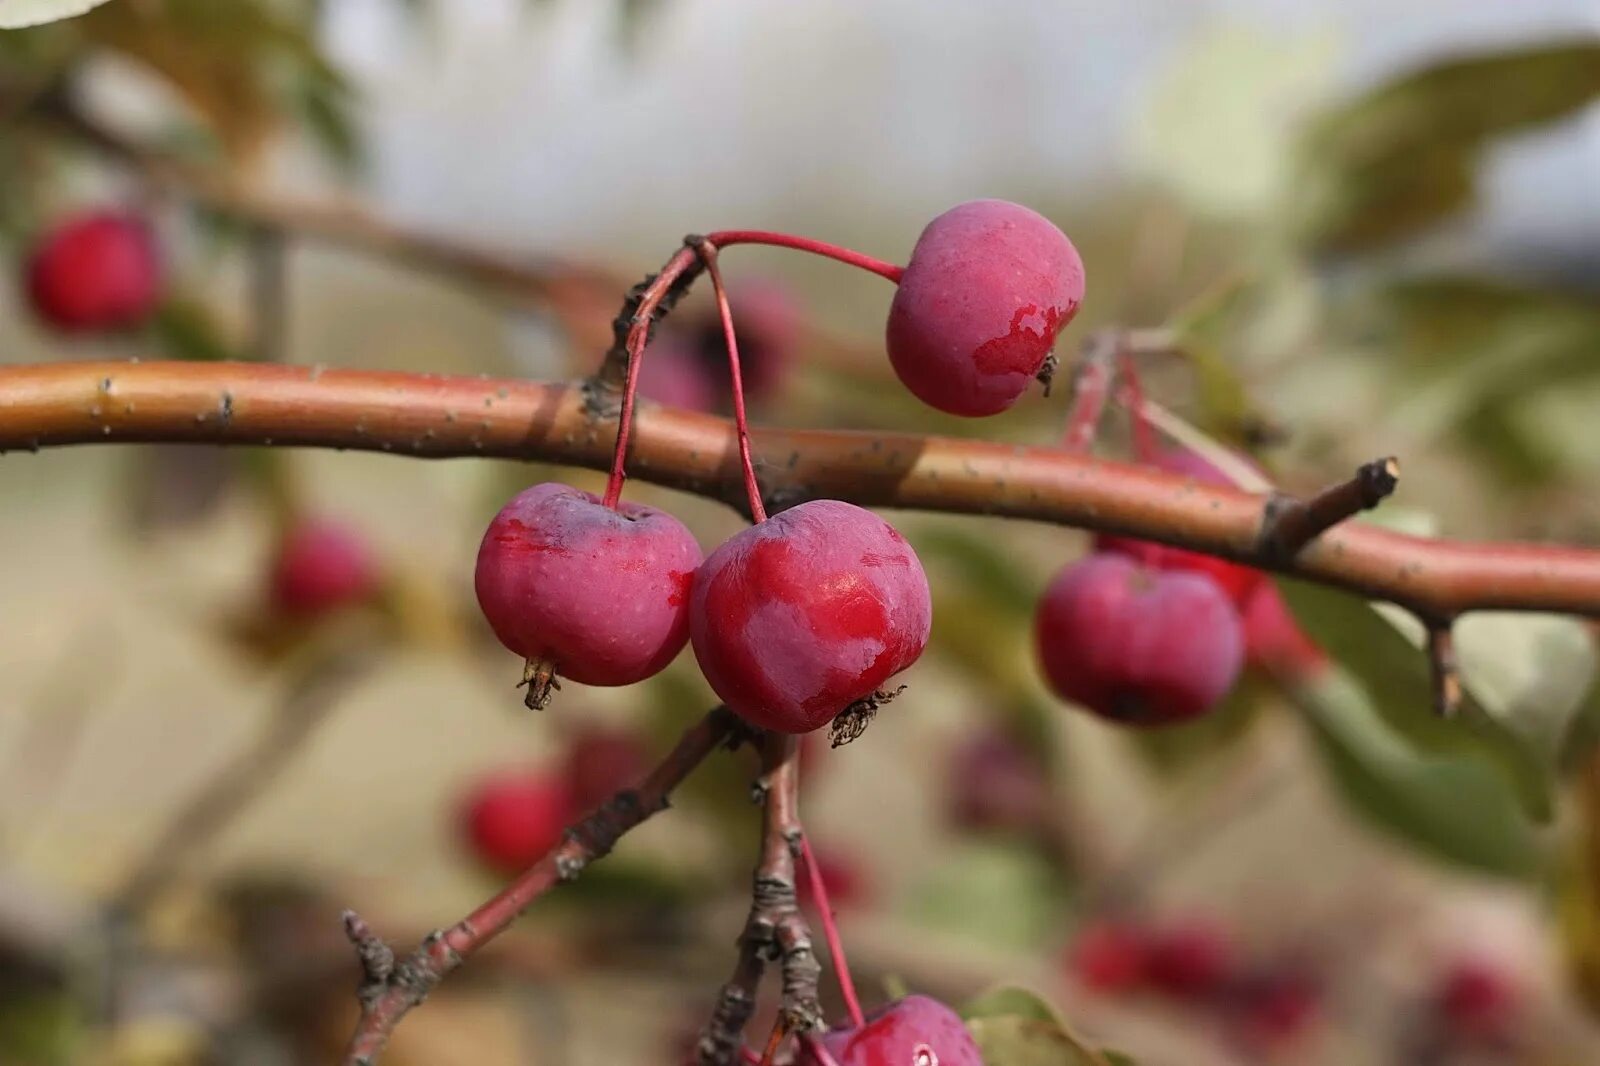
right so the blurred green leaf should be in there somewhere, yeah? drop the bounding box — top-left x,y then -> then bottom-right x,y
1276,575 -> 1553,821
905,840 -> 1063,952
1294,666 -> 1544,877
962,986 -> 1137,1066
1358,277 -> 1600,484
1456,611 -> 1597,766
1294,40 -> 1600,249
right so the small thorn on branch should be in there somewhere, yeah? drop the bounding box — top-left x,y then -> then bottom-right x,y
1258,456 -> 1401,563
1428,623 -> 1461,718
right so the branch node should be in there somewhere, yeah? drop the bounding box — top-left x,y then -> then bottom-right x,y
342,909 -> 394,987
1257,456 -> 1401,563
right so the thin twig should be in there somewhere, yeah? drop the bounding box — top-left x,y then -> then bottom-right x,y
3,361 -> 1597,619
699,734 -> 822,1065
1258,457 -> 1401,562
340,706 -> 738,1066
112,646 -> 378,915
1427,624 -> 1462,718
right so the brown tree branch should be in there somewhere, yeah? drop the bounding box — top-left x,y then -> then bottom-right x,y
1427,624 -> 1463,718
1,360 -> 1598,620
699,734 -> 821,1066
339,706 -> 738,1066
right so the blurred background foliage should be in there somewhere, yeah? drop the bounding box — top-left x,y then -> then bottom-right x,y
1,1 -> 1599,1064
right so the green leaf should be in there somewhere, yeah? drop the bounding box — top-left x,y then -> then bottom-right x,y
1276,576 -> 1553,821
1294,40 -> 1600,249
1293,666 -> 1545,877
962,987 -> 1137,1066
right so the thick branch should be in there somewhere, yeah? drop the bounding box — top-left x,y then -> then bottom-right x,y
1,361 -> 1598,619
340,706 -> 737,1066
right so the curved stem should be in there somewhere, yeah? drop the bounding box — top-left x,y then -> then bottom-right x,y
695,239 -> 767,522
706,230 -> 904,284
799,831 -> 864,1029
600,244 -> 700,508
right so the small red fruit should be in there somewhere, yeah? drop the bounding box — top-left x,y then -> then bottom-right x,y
638,334 -> 718,413
1035,553 -> 1244,726
1242,582 -> 1327,682
887,199 -> 1084,416
1435,959 -> 1520,1044
460,769 -> 573,876
1095,449 -> 1263,606
691,278 -> 802,406
1068,919 -> 1150,994
803,995 -> 984,1066
690,500 -> 931,734
563,726 -> 649,813
269,519 -> 380,617
475,483 -> 703,703
946,727 -> 1052,835
1143,919 -> 1234,1001
1231,969 -> 1321,1053
25,210 -> 162,333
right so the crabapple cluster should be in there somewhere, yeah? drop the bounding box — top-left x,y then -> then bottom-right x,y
1035,447 -> 1324,727
24,209 -> 163,334
1068,916 -> 1322,1054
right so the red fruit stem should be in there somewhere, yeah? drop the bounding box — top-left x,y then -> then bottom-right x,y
705,229 -> 904,284
1061,331 -> 1120,452
799,831 -> 865,1030
1115,345 -> 1160,464
601,243 -> 701,509
338,707 -> 736,1066
6,361 -> 1600,620
695,240 -> 768,522
757,1019 -> 788,1066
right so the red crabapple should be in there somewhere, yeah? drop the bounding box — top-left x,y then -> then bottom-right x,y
475,483 -> 703,707
1435,959 -> 1521,1044
1144,919 -> 1235,1001
1230,968 -> 1322,1053
563,725 -> 649,813
25,210 -> 162,333
1095,449 -> 1264,606
269,519 -> 380,617
1035,553 -> 1244,726
691,278 -> 802,406
460,768 -> 573,876
804,995 -> 984,1066
638,333 -> 718,413
1067,919 -> 1150,994
690,500 -> 931,734
946,727 -> 1053,836
887,199 -> 1084,416
1242,582 -> 1327,683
